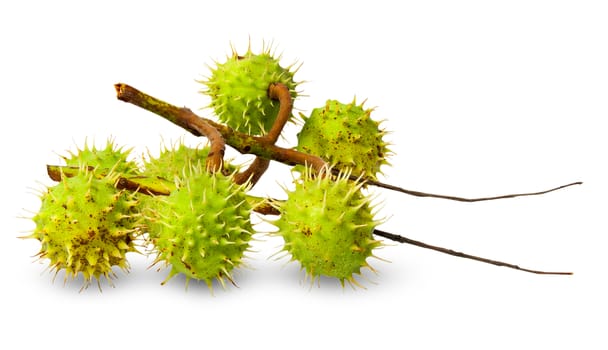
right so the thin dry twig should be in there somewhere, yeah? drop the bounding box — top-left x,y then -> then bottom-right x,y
358,174 -> 583,202
373,229 -> 573,275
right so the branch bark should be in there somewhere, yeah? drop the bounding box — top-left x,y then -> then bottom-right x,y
234,157 -> 270,185
114,84 -> 225,172
115,83 -> 327,173
357,174 -> 582,202
263,82 -> 293,143
234,82 -> 292,186
373,229 -> 572,275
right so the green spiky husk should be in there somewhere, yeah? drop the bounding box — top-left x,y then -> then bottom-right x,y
140,141 -> 241,237
148,165 -> 253,288
202,47 -> 298,136
296,99 -> 390,180
28,169 -> 141,287
273,168 -> 381,286
63,139 -> 140,176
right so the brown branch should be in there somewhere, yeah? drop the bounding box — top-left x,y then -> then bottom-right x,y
115,83 -> 225,172
180,108 -> 225,172
234,157 -> 270,185
234,83 -> 293,186
264,82 -> 293,143
115,83 -> 327,173
47,165 -> 174,196
373,229 -> 572,275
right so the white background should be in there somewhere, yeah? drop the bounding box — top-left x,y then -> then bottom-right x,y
1,1 -> 606,349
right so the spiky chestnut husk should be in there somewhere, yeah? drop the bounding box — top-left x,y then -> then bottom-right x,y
296,99 -> 390,180
201,45 -> 299,136
148,164 -> 254,289
272,167 -> 383,287
140,142 -> 241,236
24,169 -> 142,289
63,139 -> 140,176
